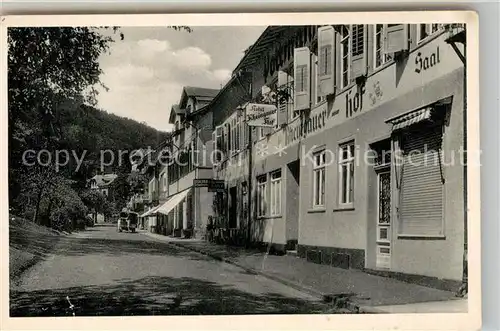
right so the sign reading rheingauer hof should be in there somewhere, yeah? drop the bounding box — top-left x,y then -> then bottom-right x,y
245,103 -> 277,127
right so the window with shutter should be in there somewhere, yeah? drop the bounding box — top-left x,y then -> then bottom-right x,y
351,25 -> 367,79
399,123 -> 444,237
374,25 -> 393,69
385,24 -> 409,55
417,24 -> 444,43
317,25 -> 336,97
352,25 -> 364,56
293,47 -> 311,112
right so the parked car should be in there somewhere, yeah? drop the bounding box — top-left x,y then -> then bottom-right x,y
117,211 -> 138,233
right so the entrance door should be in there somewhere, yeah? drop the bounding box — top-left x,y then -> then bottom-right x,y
376,169 -> 392,269
229,186 -> 237,228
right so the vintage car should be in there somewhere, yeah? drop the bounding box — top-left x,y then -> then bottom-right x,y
117,210 -> 138,233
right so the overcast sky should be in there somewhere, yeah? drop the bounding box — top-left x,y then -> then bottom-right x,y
95,26 -> 266,132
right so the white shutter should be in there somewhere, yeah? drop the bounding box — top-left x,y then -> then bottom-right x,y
399,124 -> 444,236
385,24 -> 409,55
317,25 -> 336,96
351,24 -> 367,79
277,70 -> 289,127
293,47 -> 311,112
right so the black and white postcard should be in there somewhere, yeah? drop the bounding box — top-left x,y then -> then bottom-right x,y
1,12 -> 480,331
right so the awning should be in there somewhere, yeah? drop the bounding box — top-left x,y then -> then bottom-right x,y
156,189 -> 191,216
140,205 -> 160,218
386,107 -> 433,131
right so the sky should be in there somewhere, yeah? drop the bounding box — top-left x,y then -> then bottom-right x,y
95,26 -> 266,132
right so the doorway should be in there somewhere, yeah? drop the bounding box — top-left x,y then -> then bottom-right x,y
376,169 -> 392,269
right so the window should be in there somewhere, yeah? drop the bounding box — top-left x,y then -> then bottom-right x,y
374,24 -> 393,68
339,142 -> 355,205
295,64 -> 308,93
340,25 -> 350,89
270,170 -> 282,216
417,24 -> 444,42
314,54 -> 326,104
312,150 -> 326,207
257,175 -> 267,217
319,44 -> 332,76
352,25 -> 364,57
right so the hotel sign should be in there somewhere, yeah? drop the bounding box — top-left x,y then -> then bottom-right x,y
245,103 -> 277,127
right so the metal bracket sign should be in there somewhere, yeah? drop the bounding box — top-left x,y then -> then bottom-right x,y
208,180 -> 225,192
193,179 -> 211,187
245,103 -> 277,127
194,179 -> 226,192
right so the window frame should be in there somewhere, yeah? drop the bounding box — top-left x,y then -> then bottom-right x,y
338,141 -> 355,207
416,23 -> 444,44
257,175 -> 268,217
312,149 -> 326,208
270,170 -> 282,216
340,25 -> 351,89
373,24 -> 393,70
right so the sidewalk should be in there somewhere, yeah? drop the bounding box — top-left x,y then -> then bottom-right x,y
141,231 -> 467,313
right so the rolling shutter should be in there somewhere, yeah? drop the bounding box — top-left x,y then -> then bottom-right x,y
384,24 -> 409,55
351,24 -> 368,79
317,26 -> 336,96
277,71 -> 289,127
293,47 -> 311,112
399,123 -> 444,236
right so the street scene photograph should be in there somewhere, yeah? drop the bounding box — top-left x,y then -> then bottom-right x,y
5,16 -> 474,321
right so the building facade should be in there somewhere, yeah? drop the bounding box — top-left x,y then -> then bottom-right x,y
139,86 -> 220,239
212,24 -> 466,286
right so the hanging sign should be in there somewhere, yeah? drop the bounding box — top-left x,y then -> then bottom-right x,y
245,103 -> 277,127
208,180 -> 226,193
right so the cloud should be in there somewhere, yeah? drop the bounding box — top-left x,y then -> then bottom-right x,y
96,38 -> 232,132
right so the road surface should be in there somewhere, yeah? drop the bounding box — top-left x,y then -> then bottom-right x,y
10,225 -> 331,316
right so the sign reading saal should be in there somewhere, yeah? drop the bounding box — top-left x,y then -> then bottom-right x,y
245,103 -> 277,127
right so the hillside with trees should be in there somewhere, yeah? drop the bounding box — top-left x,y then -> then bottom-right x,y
7,26 -> 183,231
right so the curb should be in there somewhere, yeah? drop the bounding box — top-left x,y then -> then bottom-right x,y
156,236 -> 364,313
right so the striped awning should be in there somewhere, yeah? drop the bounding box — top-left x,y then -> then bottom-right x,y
387,107 -> 433,131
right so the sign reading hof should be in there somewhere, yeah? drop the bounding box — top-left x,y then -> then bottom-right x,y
245,103 -> 277,127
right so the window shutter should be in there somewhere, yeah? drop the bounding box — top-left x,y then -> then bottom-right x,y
399,124 -> 444,236
351,24 -> 367,79
277,70 -> 289,127
293,47 -> 311,112
384,24 -> 409,55
317,25 -> 336,96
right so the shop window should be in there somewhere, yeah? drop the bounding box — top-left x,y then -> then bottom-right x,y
270,170 -> 282,216
340,25 -> 350,89
339,141 -> 355,206
257,175 -> 267,217
312,150 -> 326,208
352,25 -> 364,57
374,24 -> 393,69
417,24 -> 444,43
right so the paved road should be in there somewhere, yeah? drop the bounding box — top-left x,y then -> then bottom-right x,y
10,225 -> 331,316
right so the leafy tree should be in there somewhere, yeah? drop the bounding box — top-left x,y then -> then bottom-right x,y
8,26 -> 191,228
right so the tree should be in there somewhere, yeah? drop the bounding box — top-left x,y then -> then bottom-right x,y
8,26 -> 192,224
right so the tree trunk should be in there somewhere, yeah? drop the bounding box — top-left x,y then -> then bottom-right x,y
46,198 -> 54,228
33,188 -> 44,224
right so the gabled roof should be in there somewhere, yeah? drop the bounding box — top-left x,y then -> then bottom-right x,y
169,104 -> 184,124
179,86 -> 220,108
